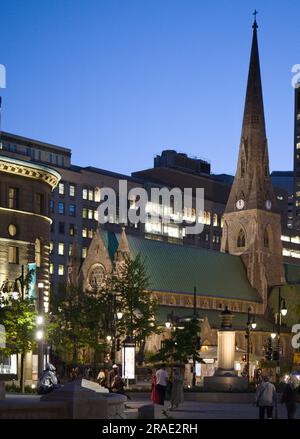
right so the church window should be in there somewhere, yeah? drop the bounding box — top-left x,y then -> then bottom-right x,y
264,228 -> 269,248
241,158 -> 245,177
237,229 -> 245,248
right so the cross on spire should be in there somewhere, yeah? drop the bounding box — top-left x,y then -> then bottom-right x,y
253,9 -> 258,29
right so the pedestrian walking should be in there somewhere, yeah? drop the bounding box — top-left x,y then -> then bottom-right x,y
169,368 -> 184,410
255,375 -> 277,419
156,364 -> 169,406
281,374 -> 300,419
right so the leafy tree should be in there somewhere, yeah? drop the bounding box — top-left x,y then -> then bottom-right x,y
49,283 -> 107,365
151,318 -> 202,365
112,254 -> 159,364
0,295 -> 37,392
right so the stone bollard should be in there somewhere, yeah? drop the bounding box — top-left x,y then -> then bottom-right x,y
41,378 -> 127,419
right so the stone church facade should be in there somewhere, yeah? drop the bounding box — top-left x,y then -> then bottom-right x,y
66,20 -> 298,379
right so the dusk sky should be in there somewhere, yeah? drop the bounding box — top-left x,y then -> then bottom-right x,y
0,0 -> 299,176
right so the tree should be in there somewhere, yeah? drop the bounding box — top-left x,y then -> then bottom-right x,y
49,283 -> 107,365
112,254 -> 159,364
151,318 -> 202,365
0,295 -> 37,392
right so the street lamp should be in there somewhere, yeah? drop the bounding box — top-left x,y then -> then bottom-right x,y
106,335 -> 112,342
35,329 -> 44,341
245,307 -> 256,385
274,286 -> 288,384
117,311 -> 123,320
271,331 -> 276,340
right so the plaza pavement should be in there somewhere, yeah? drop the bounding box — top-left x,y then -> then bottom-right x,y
125,398 -> 300,419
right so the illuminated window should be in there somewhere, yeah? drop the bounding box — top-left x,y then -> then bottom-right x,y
69,224 -> 75,236
297,142 -> 300,150
82,247 -> 87,258
69,244 -> 73,256
82,228 -> 87,238
281,235 -> 291,242
35,238 -> 41,267
49,263 -> 54,274
50,241 -> 54,253
59,183 -> 65,195
58,265 -> 64,276
94,210 -> 99,221
88,229 -> 93,239
291,236 -> 300,244
88,209 -> 93,219
8,246 -> 19,264
82,188 -> 88,200
58,242 -> 64,255
82,208 -> 87,219
213,213 -> 218,227
94,187 -> 101,202
88,190 -> 94,201
8,187 -> 19,209
69,184 -> 76,197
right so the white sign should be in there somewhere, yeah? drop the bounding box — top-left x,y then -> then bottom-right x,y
122,346 -> 135,380
195,362 -> 202,377
0,354 -> 17,375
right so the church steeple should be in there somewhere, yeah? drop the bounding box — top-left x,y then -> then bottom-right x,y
225,15 -> 276,214
221,16 -> 285,310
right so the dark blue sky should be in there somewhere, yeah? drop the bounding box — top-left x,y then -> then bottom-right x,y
0,0 -> 299,176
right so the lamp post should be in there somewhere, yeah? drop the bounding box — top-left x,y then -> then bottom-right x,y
245,307 -> 256,386
274,287 -> 288,384
37,282 -> 44,378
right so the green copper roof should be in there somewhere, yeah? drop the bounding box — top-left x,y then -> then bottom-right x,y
101,230 -> 261,303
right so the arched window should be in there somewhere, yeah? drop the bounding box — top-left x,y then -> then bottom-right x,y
237,229 -> 245,248
264,228 -> 269,248
35,238 -> 42,267
241,157 -> 246,177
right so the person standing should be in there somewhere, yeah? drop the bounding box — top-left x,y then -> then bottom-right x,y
281,375 -> 300,419
156,364 -> 169,406
107,364 -> 119,390
97,368 -> 107,387
170,368 -> 184,410
150,368 -> 160,404
255,375 -> 277,419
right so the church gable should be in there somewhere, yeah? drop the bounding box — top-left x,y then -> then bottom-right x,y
80,228 -> 113,291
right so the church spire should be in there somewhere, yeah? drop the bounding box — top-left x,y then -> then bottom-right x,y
224,16 -> 276,213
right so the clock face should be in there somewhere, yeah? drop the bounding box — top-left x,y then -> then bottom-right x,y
265,200 -> 272,210
236,199 -> 245,210
88,264 -> 105,290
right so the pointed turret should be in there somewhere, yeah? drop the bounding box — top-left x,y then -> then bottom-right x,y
114,227 -> 131,266
225,18 -> 276,213
221,17 -> 285,311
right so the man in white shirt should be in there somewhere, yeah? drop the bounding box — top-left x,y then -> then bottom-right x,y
156,364 -> 169,405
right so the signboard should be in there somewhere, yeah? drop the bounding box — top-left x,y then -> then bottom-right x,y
293,352 -> 300,366
28,263 -> 37,299
122,346 -> 135,380
0,354 -> 17,379
195,362 -> 202,377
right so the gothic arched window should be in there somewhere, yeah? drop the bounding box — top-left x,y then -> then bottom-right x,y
241,157 -> 246,178
264,228 -> 269,248
237,229 -> 245,248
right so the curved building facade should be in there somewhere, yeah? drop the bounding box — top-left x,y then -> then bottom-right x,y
0,155 -> 60,309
